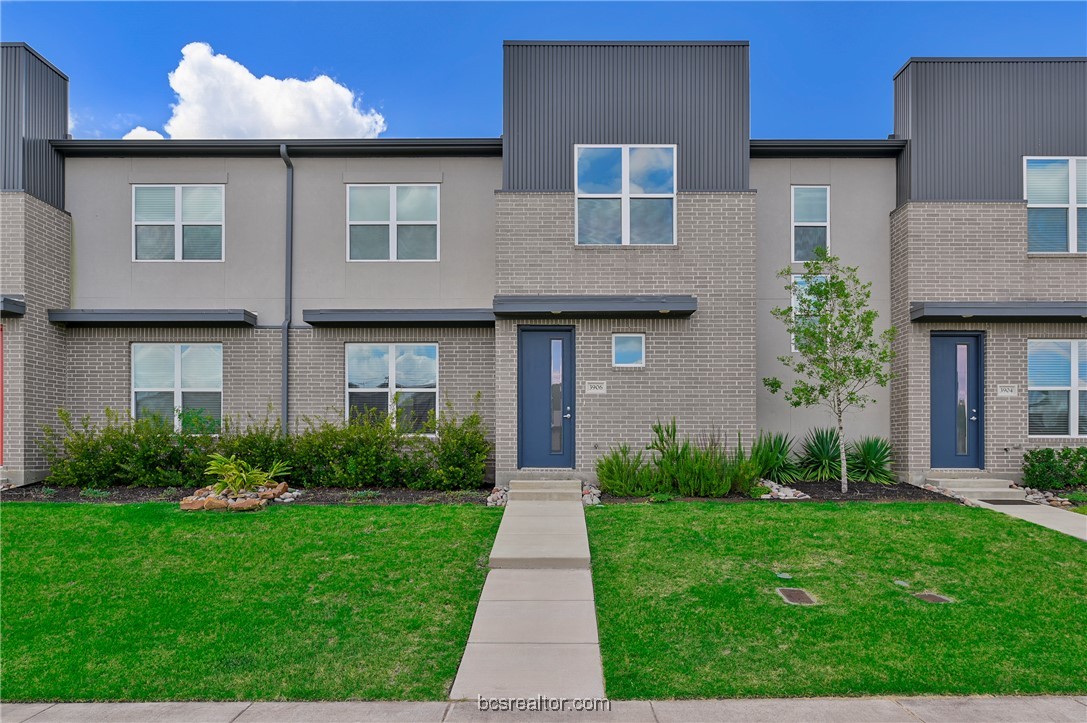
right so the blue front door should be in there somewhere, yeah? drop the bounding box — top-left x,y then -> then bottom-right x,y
930,335 -> 983,469
519,328 -> 575,468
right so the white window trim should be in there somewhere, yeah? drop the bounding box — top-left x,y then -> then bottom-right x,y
344,343 -> 440,430
574,144 -> 678,247
131,343 -> 223,432
131,184 -> 225,262
1023,156 -> 1086,254
791,185 -> 830,263
1027,339 -> 1085,438
612,333 -> 646,368
346,184 -> 441,262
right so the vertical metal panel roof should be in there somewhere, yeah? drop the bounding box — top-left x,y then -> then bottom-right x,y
1,43 -> 68,209
894,58 -> 1087,203
503,41 -> 750,192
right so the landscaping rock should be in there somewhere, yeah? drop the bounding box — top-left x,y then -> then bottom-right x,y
582,483 -> 602,506
180,497 -> 204,511
203,497 -> 229,511
228,498 -> 265,512
258,490 -> 276,500
272,481 -> 289,497
759,479 -> 811,500
486,486 -> 508,507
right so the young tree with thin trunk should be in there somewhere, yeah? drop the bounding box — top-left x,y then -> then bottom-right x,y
763,249 -> 896,493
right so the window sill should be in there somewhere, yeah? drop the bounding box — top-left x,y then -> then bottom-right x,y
574,244 -> 679,249
1026,252 -> 1087,259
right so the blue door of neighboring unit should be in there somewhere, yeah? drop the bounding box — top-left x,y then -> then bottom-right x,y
519,328 -> 575,468
930,335 -> 983,469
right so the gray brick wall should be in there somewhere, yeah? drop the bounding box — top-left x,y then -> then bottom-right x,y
1,192 -> 71,484
493,192 -> 758,480
890,201 -> 1087,482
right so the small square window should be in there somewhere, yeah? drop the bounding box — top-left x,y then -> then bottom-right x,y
612,334 -> 646,367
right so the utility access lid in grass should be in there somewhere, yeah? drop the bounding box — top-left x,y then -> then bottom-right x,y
914,592 -> 954,604
776,587 -> 818,605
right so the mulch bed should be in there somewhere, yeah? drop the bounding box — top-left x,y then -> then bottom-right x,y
0,485 -> 490,506
602,480 -> 953,505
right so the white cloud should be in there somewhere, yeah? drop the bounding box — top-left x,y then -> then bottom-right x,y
126,42 -> 386,140
123,126 -> 166,140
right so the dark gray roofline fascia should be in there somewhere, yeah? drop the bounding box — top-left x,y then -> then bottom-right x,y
0,42 -> 70,81
48,309 -> 258,327
493,294 -> 697,318
893,55 -> 1087,80
910,301 -> 1087,323
750,139 -> 906,158
1,295 -> 27,317
302,309 -> 496,327
52,138 -> 504,158
504,40 -> 749,46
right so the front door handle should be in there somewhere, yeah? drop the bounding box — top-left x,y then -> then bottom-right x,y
970,416 -> 977,421
563,413 -> 572,419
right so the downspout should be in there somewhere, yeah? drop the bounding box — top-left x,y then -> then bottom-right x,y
279,144 -> 294,436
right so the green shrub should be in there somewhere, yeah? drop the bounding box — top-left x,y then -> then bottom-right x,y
748,484 -> 771,499
751,431 -> 801,484
41,408 -> 214,488
677,431 -> 732,498
847,436 -> 895,484
217,414 -> 292,473
596,444 -> 665,497
799,427 -> 842,482
647,419 -> 691,493
425,400 -> 490,491
1022,447 -> 1087,490
204,453 -> 290,496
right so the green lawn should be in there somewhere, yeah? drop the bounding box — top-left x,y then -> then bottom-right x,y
1,502 -> 501,702
586,501 -> 1087,700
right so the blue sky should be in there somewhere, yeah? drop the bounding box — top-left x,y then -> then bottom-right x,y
3,2 -> 1085,140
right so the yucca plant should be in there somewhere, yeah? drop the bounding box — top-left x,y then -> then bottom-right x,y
799,427 -> 842,482
751,431 -> 802,484
205,453 -> 291,497
847,436 -> 895,484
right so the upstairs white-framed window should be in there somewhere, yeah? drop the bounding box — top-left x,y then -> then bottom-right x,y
612,333 -> 646,367
132,185 -> 224,261
347,184 -> 440,261
131,343 -> 223,432
792,186 -> 830,262
1027,339 -> 1086,437
575,144 -> 676,246
345,343 -> 439,432
1024,157 -> 1087,253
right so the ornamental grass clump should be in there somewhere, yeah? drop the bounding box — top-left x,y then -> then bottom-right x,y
847,436 -> 895,484
751,431 -> 802,484
799,427 -> 842,482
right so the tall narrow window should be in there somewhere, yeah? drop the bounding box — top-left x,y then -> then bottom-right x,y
346,343 -> 438,431
792,186 -> 829,262
133,185 -> 224,261
575,145 -> 676,246
550,339 -> 563,453
1025,157 -> 1087,253
347,185 -> 439,261
132,343 -> 223,432
1027,339 -> 1086,436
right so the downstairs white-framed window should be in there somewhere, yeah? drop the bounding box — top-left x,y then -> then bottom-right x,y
345,343 -> 439,432
131,343 -> 223,432
1027,339 -> 1086,437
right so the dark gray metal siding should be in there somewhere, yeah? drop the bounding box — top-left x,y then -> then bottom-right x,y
1,43 -> 68,209
894,58 -> 1087,204
503,42 -> 749,192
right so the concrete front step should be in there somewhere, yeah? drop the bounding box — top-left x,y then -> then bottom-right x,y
929,477 -> 1016,490
951,487 -> 1028,501
506,489 -> 583,502
508,479 -> 581,490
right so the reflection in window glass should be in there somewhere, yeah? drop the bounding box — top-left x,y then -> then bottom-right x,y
551,339 -> 563,453
1027,339 -> 1085,436
577,198 -> 622,245
348,185 -> 439,260
629,147 -> 674,194
630,199 -> 674,245
345,343 -> 439,431
576,147 -> 623,194
613,334 -> 645,367
132,343 -> 222,432
575,145 -> 675,246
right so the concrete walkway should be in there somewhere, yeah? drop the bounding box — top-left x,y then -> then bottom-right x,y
975,500 -> 1087,541
4,696 -> 1086,722
450,481 -> 605,700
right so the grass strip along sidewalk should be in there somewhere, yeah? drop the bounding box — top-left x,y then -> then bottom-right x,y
587,501 -> 1087,700
1,503 -> 500,702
